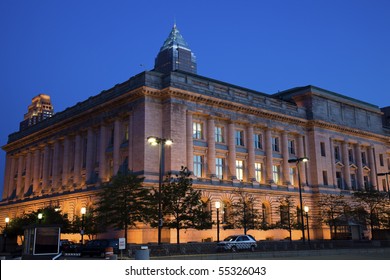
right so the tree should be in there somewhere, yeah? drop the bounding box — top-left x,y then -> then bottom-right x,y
319,194 -> 350,239
95,171 -> 150,249
351,190 -> 390,239
3,206 -> 71,243
272,196 -> 300,242
149,166 -> 212,244
223,185 -> 261,234
71,206 -> 102,240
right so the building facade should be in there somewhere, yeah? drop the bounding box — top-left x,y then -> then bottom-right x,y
1,26 -> 389,243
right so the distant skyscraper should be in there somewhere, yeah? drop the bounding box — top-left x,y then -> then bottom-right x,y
154,24 -> 197,74
19,94 -> 54,130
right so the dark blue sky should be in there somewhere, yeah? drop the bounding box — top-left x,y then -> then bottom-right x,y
1,0 -> 389,196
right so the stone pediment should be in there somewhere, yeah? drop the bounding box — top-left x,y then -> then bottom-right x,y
349,163 -> 358,169
335,161 -> 344,167
363,165 -> 371,171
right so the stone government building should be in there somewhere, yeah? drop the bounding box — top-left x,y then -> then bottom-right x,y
1,25 -> 389,243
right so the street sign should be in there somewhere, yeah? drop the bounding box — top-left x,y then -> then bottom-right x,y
119,238 -> 126,250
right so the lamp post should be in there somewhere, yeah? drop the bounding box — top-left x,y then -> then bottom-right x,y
215,201 -> 221,242
288,157 -> 309,244
37,213 -> 43,224
377,172 -> 390,201
80,207 -> 86,245
304,206 -> 311,247
3,217 -> 9,252
147,136 -> 173,245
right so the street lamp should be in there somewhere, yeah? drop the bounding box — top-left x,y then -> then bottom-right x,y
377,172 -> 390,200
3,217 -> 9,252
304,206 -> 311,247
147,136 -> 173,245
37,213 -> 43,224
80,207 -> 86,244
288,157 -> 309,244
215,201 -> 221,242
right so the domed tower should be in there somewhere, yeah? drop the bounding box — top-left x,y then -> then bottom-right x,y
154,24 -> 197,74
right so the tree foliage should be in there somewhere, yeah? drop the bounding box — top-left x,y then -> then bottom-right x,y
319,194 -> 350,239
223,185 -> 261,234
95,172 -> 150,248
71,206 -> 102,240
149,166 -> 212,244
271,196 -> 301,242
2,206 -> 71,238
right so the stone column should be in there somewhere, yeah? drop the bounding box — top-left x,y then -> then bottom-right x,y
265,128 -> 273,184
247,125 -> 255,181
281,131 -> 290,185
73,134 -> 82,185
33,148 -> 40,193
297,134 -> 307,185
24,151 -> 32,195
355,143 -> 364,190
2,155 -> 11,200
8,156 -> 16,198
207,117 -> 216,178
329,138 -> 337,187
62,136 -> 70,186
86,127 -> 95,184
342,141 -> 351,190
227,122 -> 237,179
113,119 -> 121,175
368,145 -> 377,190
16,154 -> 24,197
127,114 -> 133,172
52,140 -> 60,189
42,145 -> 51,192
186,112 -> 194,172
99,125 -> 107,182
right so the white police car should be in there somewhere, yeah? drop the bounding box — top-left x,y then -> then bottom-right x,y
217,235 -> 257,252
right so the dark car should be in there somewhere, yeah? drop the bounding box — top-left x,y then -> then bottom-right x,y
80,239 -> 119,257
217,235 -> 257,252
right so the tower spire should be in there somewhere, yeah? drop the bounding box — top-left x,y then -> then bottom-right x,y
154,25 -> 197,74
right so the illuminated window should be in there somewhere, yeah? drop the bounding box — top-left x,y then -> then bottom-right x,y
236,160 -> 244,180
193,155 -> 203,177
289,167 -> 295,186
272,165 -> 280,184
215,126 -> 224,143
216,157 -> 224,179
255,162 -> 262,182
193,122 -> 203,139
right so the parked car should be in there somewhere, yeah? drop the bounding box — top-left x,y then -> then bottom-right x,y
80,239 -> 119,257
217,235 -> 257,252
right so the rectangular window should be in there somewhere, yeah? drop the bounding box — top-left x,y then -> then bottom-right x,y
382,178 -> 387,192
272,137 -> 279,152
289,167 -> 295,186
272,165 -> 280,184
215,126 -> 224,143
351,174 -> 357,190
215,158 -> 224,180
334,146 -> 341,161
236,160 -> 244,180
193,155 -> 203,177
363,175 -> 370,190
361,152 -> 367,165
320,142 -> 326,157
348,149 -> 354,163
235,130 -> 244,146
336,171 -> 343,189
254,134 -> 262,149
288,140 -> 295,155
323,170 -> 328,186
193,122 -> 203,139
379,154 -> 384,166
255,162 -> 262,182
